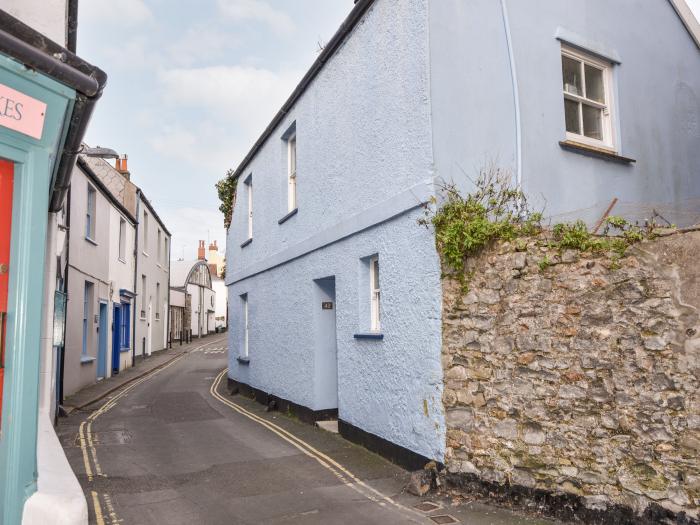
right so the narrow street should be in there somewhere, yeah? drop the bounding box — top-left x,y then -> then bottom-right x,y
57,334 -> 550,525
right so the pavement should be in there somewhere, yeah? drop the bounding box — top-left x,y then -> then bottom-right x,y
57,332 -> 555,525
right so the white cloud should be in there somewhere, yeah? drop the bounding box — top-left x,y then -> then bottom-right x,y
81,0 -> 152,26
166,26 -> 236,67
217,0 -> 295,34
158,65 -> 300,133
162,207 -> 227,261
149,122 -> 239,172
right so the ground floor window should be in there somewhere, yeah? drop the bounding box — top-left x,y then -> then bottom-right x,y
370,256 -> 381,332
241,294 -> 249,359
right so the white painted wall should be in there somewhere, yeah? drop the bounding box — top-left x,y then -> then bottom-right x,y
0,0 -> 68,45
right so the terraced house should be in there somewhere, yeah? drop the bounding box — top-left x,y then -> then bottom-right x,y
225,0 -> 700,520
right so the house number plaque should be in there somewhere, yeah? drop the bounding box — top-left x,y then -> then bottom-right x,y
322,302 -> 333,310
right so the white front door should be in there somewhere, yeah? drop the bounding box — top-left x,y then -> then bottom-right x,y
147,301 -> 152,355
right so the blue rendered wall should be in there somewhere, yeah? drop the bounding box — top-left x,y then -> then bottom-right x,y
227,0 -> 447,461
429,0 -> 700,225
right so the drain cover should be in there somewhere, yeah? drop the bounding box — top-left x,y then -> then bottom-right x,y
414,502 -> 441,513
429,515 -> 459,524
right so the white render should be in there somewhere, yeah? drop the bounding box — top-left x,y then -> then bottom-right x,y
0,0 -> 68,45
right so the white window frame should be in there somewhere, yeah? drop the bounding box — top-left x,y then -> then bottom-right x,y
241,294 -> 249,359
157,229 -> 162,265
155,282 -> 161,320
86,184 -> 96,240
561,45 -> 616,151
247,179 -> 253,240
287,134 -> 297,212
142,211 -> 149,256
118,218 -> 126,262
140,274 -> 147,319
369,256 -> 380,332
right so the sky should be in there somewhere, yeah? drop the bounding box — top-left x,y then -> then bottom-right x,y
77,0 -> 700,262
77,0 -> 351,261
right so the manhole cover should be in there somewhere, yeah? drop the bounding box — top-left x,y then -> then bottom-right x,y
430,516 -> 459,524
414,502 -> 441,513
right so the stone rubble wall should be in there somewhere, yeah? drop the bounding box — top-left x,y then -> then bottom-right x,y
442,230 -> 700,519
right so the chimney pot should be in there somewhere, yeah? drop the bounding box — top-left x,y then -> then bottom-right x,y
197,240 -> 206,260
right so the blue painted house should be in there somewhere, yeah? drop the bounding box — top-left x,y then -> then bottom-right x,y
226,0 -> 700,469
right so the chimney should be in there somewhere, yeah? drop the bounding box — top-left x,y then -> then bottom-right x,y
209,240 -> 218,252
115,154 -> 130,180
197,240 -> 206,260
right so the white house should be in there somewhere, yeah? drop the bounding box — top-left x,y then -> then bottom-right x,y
171,256 -> 216,339
63,157 -> 137,396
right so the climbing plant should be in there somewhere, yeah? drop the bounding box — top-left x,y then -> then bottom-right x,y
216,169 -> 237,230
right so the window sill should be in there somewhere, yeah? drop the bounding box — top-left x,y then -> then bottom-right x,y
353,333 -> 384,340
278,208 -> 298,225
139,316 -> 146,321
118,258 -> 126,264
142,251 -> 149,257
84,236 -> 98,246
80,356 -> 96,364
120,347 -> 131,353
240,238 -> 253,248
237,357 -> 250,365
559,140 -> 636,164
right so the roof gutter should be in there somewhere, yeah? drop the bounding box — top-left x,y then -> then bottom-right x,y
228,0 -> 375,182
0,11 -> 108,212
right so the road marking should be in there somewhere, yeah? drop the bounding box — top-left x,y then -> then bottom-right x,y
210,369 -> 426,523
91,491 -> 105,525
76,336 -> 227,524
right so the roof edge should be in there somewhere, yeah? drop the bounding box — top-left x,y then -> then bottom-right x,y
76,156 -> 137,224
227,0 -> 376,182
669,0 -> 700,48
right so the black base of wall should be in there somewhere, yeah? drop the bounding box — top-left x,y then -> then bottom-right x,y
227,378 -> 337,425
446,472 -> 699,525
338,419 -> 439,472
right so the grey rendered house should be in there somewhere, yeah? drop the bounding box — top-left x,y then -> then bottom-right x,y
226,0 -> 699,476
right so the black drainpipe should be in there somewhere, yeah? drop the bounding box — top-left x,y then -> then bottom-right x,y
131,190 -> 141,367
58,186 -> 71,407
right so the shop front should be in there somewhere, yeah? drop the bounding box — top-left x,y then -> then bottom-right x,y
0,12 -> 106,525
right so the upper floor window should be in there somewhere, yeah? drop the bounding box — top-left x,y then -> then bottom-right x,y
287,133 -> 297,212
561,46 -> 615,150
86,184 -> 96,240
163,237 -> 169,267
370,256 -> 380,332
118,218 -> 126,261
157,229 -> 162,264
246,177 -> 253,240
143,211 -> 149,254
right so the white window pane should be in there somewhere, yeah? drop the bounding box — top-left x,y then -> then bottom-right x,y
584,64 -> 605,103
564,99 -> 581,134
562,56 -> 582,96
582,104 -> 603,140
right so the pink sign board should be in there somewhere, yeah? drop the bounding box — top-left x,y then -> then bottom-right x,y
0,82 -> 47,140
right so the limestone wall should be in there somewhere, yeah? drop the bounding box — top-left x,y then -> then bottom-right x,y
442,230 -> 700,519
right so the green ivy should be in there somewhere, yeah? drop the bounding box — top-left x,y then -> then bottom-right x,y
216,169 -> 238,230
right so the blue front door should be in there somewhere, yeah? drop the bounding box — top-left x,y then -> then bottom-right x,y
97,303 -> 108,379
112,304 -> 121,374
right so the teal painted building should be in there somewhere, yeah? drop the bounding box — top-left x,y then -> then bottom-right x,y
0,11 -> 106,525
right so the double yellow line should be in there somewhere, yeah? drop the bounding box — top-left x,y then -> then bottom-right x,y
78,337 -> 225,524
209,369 -> 426,523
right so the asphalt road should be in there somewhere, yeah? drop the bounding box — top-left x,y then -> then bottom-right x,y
58,334 -> 552,525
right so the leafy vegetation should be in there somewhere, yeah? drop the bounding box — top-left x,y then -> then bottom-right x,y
421,167 -> 665,276
419,167 -> 542,273
216,169 -> 238,230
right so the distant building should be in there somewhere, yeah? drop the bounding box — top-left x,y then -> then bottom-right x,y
207,240 -> 228,330
171,254 -> 215,339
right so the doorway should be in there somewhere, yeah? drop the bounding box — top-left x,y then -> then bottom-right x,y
147,301 -> 152,356
0,159 -> 13,425
112,304 -> 121,373
97,302 -> 108,380
313,277 -> 338,411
